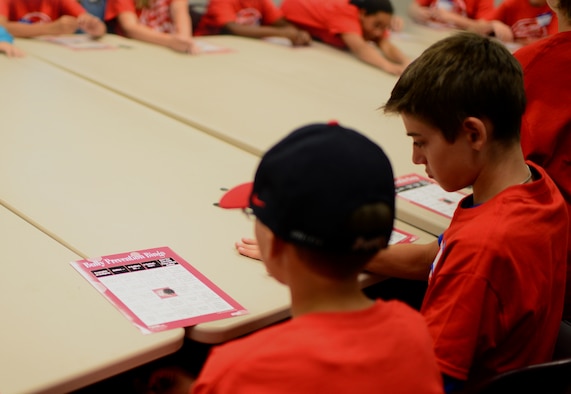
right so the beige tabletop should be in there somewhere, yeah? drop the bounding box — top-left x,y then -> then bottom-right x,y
0,204 -> 184,394
16,34 -> 455,235
0,55 -> 283,344
0,55 -> 439,348
15,35 -> 414,170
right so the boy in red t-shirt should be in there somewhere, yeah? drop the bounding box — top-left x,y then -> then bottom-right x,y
368,32 -> 567,392
0,0 -> 106,38
146,122 -> 444,394
281,0 -> 410,76
195,0 -> 310,46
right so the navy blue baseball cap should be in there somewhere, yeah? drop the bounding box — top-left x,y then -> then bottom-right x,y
220,122 -> 395,253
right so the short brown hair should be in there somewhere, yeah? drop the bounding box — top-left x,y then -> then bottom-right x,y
292,203 -> 393,280
383,32 -> 526,144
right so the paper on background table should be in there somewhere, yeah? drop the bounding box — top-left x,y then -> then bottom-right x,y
40,34 -> 231,53
195,39 -> 233,54
390,228 -> 420,245
39,35 -> 118,50
71,247 -> 247,334
395,174 -> 467,218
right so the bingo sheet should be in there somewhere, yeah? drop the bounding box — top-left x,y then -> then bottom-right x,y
389,228 -> 420,245
71,247 -> 247,334
395,174 -> 467,218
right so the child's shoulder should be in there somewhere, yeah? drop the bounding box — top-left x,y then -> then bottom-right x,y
379,299 -> 429,329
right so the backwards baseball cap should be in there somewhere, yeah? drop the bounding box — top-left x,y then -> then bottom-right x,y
220,122 -> 395,253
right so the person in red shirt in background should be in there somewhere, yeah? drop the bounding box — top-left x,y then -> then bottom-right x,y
194,0 -> 311,47
482,0 -> 558,45
0,0 -> 106,38
280,0 -> 410,76
105,0 -> 197,53
514,0 -> 571,320
408,0 -> 495,33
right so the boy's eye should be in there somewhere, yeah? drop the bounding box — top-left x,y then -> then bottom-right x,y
413,141 -> 424,147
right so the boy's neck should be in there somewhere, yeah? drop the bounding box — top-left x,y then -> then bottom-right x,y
559,18 -> 571,32
471,145 -> 531,205
288,277 -> 375,318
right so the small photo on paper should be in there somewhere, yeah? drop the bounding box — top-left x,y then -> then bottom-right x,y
154,287 -> 177,299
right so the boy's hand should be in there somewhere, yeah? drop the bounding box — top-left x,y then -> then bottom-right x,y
283,26 -> 311,46
413,7 -> 434,23
490,21 -> 514,42
469,19 -> 493,36
169,35 -> 198,54
429,8 -> 456,25
0,42 -> 25,57
51,15 -> 80,35
292,29 -> 311,46
77,13 -> 106,38
187,39 -> 200,54
235,238 -> 262,261
383,62 -> 406,76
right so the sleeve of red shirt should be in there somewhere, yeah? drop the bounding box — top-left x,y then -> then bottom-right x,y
105,0 -> 136,21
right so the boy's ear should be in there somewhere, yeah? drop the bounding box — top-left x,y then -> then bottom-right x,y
263,230 -> 288,270
263,233 -> 290,284
462,117 -> 488,151
268,232 -> 285,260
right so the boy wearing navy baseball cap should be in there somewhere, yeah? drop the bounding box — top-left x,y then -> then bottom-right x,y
175,122 -> 443,393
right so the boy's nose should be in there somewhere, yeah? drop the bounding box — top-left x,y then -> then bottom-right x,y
412,149 -> 427,165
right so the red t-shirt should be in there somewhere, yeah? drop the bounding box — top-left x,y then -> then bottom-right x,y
515,31 -> 571,319
195,0 -> 282,36
415,0 -> 494,19
192,300 -> 444,394
491,0 -> 558,42
0,0 -> 86,22
105,0 -> 178,33
280,0 -> 364,49
422,162 -> 568,383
